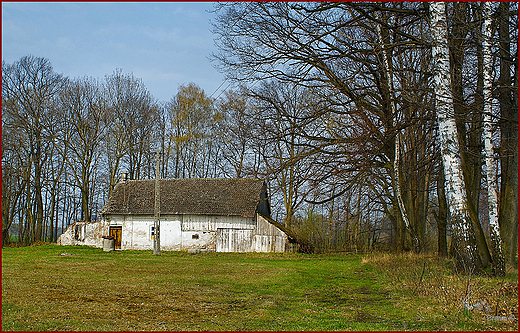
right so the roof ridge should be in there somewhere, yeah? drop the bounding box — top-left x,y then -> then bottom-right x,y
102,177 -> 267,217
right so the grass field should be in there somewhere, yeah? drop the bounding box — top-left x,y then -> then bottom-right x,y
1,245 -> 518,331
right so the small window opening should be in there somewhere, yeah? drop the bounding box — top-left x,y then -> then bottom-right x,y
74,225 -> 85,241
74,225 -> 80,240
192,234 -> 199,239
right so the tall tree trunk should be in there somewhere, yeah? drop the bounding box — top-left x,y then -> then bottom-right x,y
48,192 -> 56,243
34,136 -> 44,242
450,2 -> 481,209
416,170 -> 430,247
376,13 -> 420,252
429,1 -> 482,273
435,168 -> 448,257
54,187 -> 60,242
82,187 -> 90,223
497,1 -> 519,268
482,2 -> 506,276
449,2 -> 491,268
81,166 -> 91,223
354,184 -> 362,253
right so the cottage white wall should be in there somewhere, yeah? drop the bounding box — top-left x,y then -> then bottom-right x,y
181,214 -> 256,231
179,214 -> 253,251
181,231 -> 216,251
216,228 -> 255,252
57,225 -> 75,245
213,215 -> 288,253
160,220 -> 182,251
105,214 -> 255,251
123,216 -> 150,250
183,214 -> 256,252
58,213 -> 288,253
57,220 -> 108,247
254,235 -> 286,252
254,215 -> 287,252
109,215 -> 182,251
85,221 -> 109,247
123,219 -> 182,251
127,218 -> 149,250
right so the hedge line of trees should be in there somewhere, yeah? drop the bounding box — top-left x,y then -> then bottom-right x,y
2,3 -> 518,273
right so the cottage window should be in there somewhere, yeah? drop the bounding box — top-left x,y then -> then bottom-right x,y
150,226 -> 155,240
192,234 -> 199,239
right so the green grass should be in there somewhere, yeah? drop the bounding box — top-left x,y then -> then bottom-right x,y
2,245 -> 518,331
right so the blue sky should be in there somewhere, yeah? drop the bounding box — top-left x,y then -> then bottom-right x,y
2,1 -> 226,103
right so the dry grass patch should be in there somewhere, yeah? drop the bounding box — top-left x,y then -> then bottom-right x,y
362,252 -> 519,331
3,245 -> 518,331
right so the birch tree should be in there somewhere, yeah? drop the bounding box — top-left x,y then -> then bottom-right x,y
449,2 -> 492,267
429,2 -> 482,273
482,2 -> 505,276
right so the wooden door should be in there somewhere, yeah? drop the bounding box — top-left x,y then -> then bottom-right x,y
109,226 -> 122,249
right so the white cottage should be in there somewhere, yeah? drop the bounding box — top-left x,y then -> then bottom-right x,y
58,178 -> 294,253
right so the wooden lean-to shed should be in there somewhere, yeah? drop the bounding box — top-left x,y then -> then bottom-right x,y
59,178 -> 291,253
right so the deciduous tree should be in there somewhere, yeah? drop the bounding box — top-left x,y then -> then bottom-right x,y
2,56 -> 65,243
429,1 -> 482,273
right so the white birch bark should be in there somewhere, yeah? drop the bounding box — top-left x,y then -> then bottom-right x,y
482,1 -> 505,275
375,13 -> 420,252
429,2 -> 480,271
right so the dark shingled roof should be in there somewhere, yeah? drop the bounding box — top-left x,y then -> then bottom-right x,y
101,178 -> 267,217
